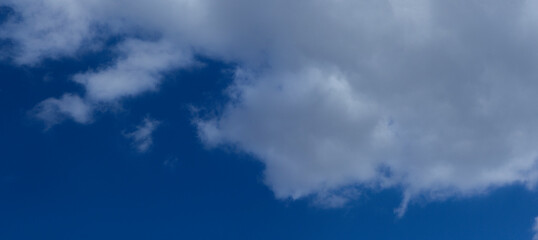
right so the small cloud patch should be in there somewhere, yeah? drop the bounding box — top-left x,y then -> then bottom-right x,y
164,157 -> 179,169
124,117 -> 161,153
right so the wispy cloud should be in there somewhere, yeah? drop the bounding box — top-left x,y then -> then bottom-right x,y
32,93 -> 93,128
164,157 -> 179,169
30,39 -> 191,128
124,118 -> 161,153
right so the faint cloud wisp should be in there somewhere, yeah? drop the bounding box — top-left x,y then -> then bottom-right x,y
124,117 -> 161,153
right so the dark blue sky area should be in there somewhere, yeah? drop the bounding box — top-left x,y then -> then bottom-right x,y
1,50 -> 538,239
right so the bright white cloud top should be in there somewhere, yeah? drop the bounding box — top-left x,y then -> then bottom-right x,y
4,0 -> 538,213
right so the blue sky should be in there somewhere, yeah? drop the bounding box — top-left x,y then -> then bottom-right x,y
3,1 -> 538,239
3,50 -> 538,240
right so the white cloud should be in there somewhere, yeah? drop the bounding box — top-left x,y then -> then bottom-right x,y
33,93 -> 93,128
0,0 -> 96,65
31,39 -> 191,127
73,39 -> 191,102
125,117 -> 161,152
5,0 -> 538,213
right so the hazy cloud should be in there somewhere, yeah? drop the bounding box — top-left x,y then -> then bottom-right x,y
125,117 -> 161,153
33,93 -> 93,128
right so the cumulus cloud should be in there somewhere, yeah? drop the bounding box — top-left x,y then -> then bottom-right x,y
5,0 -> 538,212
125,118 -> 161,152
